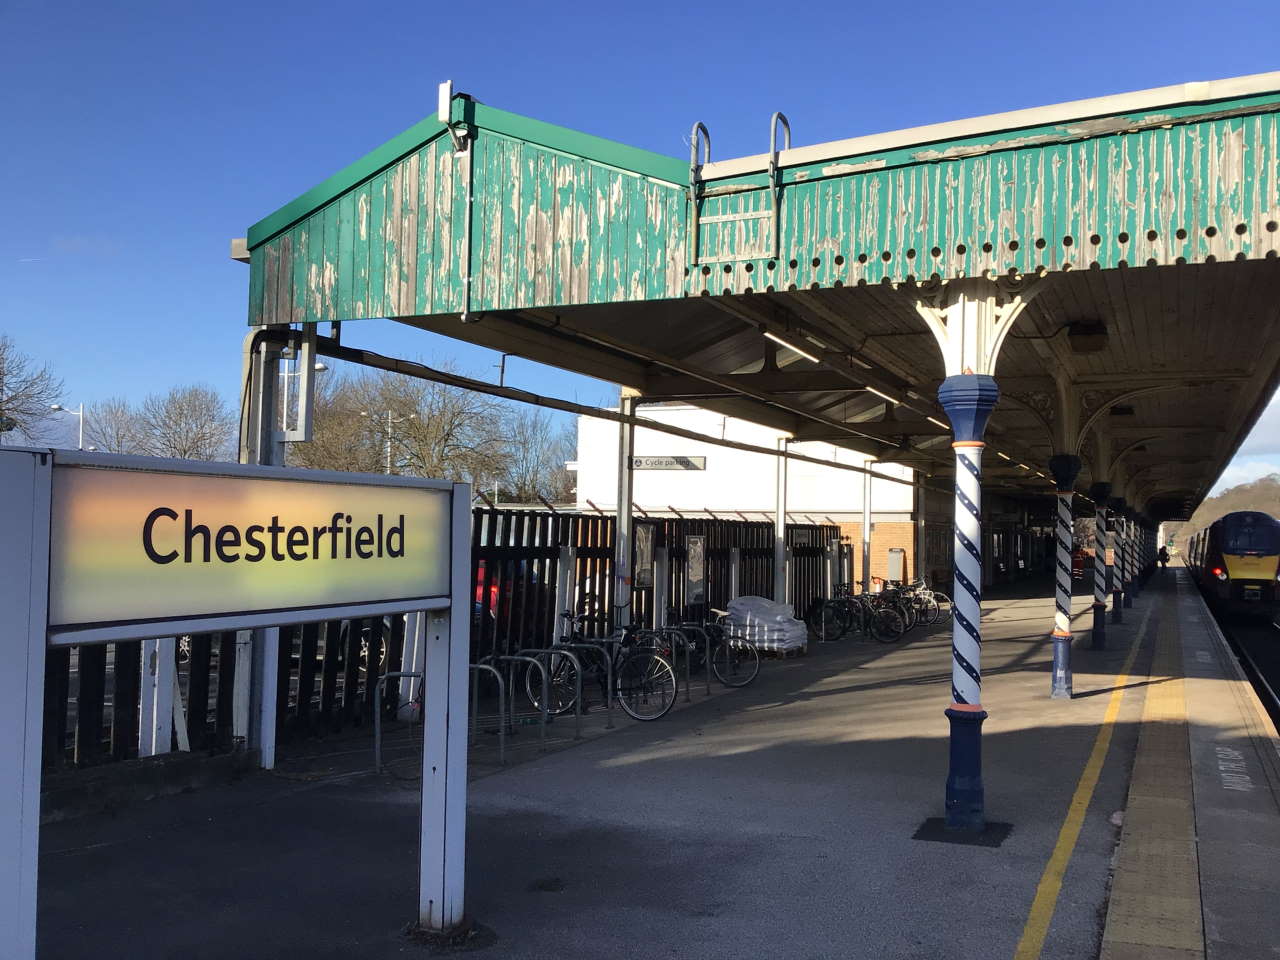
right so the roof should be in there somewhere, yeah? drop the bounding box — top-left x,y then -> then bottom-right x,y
702,71 -> 1280,180
247,100 -> 687,249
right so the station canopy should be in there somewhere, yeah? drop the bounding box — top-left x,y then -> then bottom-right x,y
240,73 -> 1280,521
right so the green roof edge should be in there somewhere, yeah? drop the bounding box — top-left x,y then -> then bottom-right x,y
247,101 -> 687,249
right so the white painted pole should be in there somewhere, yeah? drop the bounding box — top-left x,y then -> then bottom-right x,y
172,670 -> 191,753
861,463 -> 874,592
613,394 -> 636,627
653,546 -> 669,626
417,483 -> 472,931
773,437 -> 788,602
256,626 -> 280,770
399,613 -> 426,721
0,449 -> 50,960
139,637 -> 176,757
243,337 -> 282,769
729,546 -> 741,600
553,546 -> 576,626
232,629 -> 252,746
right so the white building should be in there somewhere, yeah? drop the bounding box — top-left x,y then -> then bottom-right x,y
569,403 -> 924,584
569,403 -> 915,520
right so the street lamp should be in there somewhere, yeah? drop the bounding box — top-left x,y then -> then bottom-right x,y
360,409 -> 416,474
49,403 -> 84,450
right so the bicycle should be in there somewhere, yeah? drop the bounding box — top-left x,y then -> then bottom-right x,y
807,583 -> 905,643
526,612 -> 679,721
671,612 -> 761,688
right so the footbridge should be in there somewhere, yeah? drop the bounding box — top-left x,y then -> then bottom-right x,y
236,72 -> 1280,831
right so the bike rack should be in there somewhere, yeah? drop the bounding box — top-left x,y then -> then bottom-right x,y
488,655 -> 549,752
677,622 -> 714,696
374,670 -> 421,775
515,647 -> 583,740
552,641 -> 614,729
468,663 -> 506,765
657,627 -> 693,702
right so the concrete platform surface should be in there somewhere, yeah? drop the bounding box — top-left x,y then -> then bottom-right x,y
38,573 -> 1272,960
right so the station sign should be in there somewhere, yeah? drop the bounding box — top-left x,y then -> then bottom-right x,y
632,456 -> 706,471
48,464 -> 451,631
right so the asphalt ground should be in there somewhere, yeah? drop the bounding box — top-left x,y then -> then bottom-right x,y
40,574 -> 1155,960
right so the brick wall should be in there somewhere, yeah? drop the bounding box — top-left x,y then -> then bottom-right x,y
837,521 -> 917,586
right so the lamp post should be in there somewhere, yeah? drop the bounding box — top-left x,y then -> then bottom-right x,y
361,409 -> 416,474
49,403 -> 84,450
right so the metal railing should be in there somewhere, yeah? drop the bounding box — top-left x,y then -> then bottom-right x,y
468,663 -> 506,765
488,655 -> 550,751
515,648 -> 583,741
374,670 -> 420,775
552,641 -> 614,729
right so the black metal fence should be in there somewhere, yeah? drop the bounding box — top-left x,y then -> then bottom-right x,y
42,507 -> 838,772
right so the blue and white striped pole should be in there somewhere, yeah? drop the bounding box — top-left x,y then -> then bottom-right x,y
1109,498 -> 1126,623
1121,508 -> 1135,608
1088,482 -> 1111,649
1135,516 -> 1144,591
938,374 -> 1000,832
1047,455 -> 1081,698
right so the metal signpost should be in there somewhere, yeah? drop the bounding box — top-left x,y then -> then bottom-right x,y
0,449 -> 472,957
631,456 -> 706,470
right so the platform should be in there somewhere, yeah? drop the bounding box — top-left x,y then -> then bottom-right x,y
37,572 -> 1280,959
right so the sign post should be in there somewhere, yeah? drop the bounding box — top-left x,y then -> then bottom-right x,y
0,449 -> 472,956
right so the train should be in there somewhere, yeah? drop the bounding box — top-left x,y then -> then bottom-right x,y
1186,511 -> 1280,616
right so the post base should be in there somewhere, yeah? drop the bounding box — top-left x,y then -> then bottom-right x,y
944,706 -> 988,832
1050,633 -> 1072,698
1111,591 -> 1124,623
1123,588 -> 1133,608
1090,604 -> 1107,650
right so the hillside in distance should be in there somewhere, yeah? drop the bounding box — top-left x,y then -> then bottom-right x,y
1163,473 -> 1280,549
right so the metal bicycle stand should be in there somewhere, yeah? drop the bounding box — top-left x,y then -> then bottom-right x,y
468,663 -> 506,765
489,655 -> 550,752
660,626 -> 696,702
373,671 -> 421,775
678,622 -> 714,696
552,641 -> 614,729
516,648 -> 583,740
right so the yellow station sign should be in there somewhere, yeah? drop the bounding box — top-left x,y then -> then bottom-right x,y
48,465 -> 451,629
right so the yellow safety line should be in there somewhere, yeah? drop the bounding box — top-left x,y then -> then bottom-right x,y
1011,602 -> 1153,960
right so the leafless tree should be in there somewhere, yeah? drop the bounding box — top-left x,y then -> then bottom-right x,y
501,408 -> 576,502
136,385 -> 235,460
84,397 -> 146,454
0,334 -> 62,443
288,367 -> 509,480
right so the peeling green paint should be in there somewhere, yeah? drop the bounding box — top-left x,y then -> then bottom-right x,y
247,92 -> 1280,328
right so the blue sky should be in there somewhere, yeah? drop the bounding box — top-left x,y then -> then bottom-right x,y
2,0 -> 1277,488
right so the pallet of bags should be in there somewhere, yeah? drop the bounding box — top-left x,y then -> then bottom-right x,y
725,596 -> 808,654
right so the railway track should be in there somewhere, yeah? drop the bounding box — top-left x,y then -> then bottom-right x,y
1212,607 -> 1280,729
